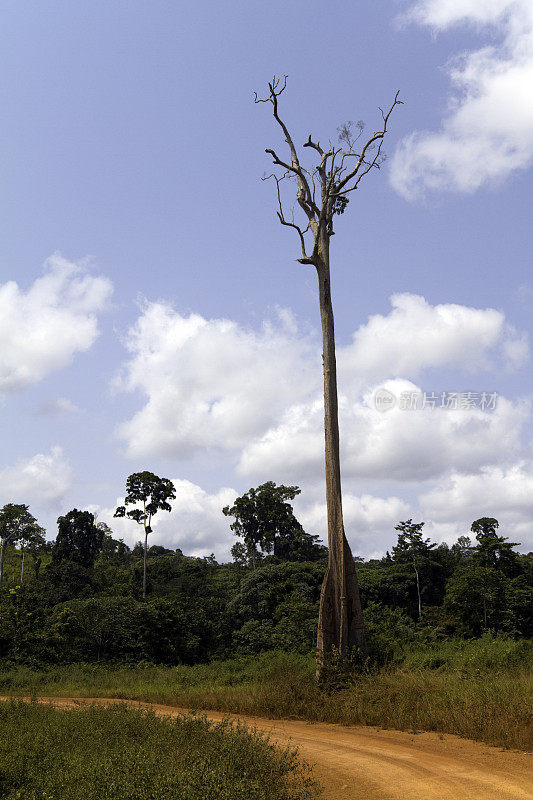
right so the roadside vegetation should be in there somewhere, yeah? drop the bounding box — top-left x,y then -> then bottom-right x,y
0,486 -> 531,752
0,699 -> 319,800
1,638 -> 531,751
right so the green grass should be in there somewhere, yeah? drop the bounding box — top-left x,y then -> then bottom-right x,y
0,700 -> 319,800
1,638 -> 531,751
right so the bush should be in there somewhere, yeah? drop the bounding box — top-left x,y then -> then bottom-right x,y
0,700 -> 320,800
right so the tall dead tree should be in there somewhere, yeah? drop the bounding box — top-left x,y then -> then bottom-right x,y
256,77 -> 401,664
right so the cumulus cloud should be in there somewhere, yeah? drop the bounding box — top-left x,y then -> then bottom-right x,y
117,294 -> 527,472
420,461 -> 533,549
237,294 -> 528,482
0,446 -> 72,507
0,253 -> 112,393
91,462 -> 533,561
116,302 -> 318,458
391,0 -> 533,198
340,293 -> 528,382
95,479 -> 237,560
92,462 -> 533,560
239,379 -> 529,482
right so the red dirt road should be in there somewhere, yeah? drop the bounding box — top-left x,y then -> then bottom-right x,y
5,696 -> 533,800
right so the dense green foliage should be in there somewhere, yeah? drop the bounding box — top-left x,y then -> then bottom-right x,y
223,482 -> 326,564
0,496 -> 531,666
0,504 -> 44,590
0,700 -> 318,799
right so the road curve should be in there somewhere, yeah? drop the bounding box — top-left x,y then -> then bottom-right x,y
4,696 -> 532,800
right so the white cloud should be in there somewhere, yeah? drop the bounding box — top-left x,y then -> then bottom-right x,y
95,479 -> 237,560
405,0 -> 521,29
117,294 -> 527,471
420,461 -> 533,549
239,379 -> 529,483
391,0 -> 533,198
0,253 -> 112,393
91,463 -> 533,560
0,446 -> 72,508
91,463 -> 533,562
340,293 -> 527,382
114,295 -> 530,555
116,302 -> 318,458
236,294 -> 528,482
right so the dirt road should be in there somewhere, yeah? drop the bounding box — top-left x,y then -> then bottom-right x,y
6,696 -> 533,800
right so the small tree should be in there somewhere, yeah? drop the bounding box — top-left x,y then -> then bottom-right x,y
392,519 -> 435,620
230,540 -> 264,569
256,77 -> 401,663
0,504 -> 41,589
114,471 -> 176,599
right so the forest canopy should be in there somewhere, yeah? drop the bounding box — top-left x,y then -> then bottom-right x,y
0,483 -> 531,666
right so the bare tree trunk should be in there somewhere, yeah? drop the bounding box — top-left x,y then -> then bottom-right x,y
316,235 -> 366,662
20,545 -> 25,584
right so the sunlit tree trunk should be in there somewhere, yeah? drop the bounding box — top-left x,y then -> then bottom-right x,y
315,231 -> 365,659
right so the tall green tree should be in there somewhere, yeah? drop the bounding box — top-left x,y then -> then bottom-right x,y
257,77 -> 401,663
223,482 -> 324,564
52,509 -> 104,569
0,504 -> 41,589
471,518 -> 520,576
392,520 -> 435,620
114,471 -> 176,598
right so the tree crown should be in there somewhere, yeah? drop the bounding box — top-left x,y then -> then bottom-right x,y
256,76 -> 401,266
0,504 -> 42,546
52,509 -> 104,569
114,471 -> 176,533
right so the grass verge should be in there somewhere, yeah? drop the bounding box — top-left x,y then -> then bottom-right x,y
1,638 -> 531,751
0,699 -> 319,800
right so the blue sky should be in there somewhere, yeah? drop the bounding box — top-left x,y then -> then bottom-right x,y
1,0 -> 533,558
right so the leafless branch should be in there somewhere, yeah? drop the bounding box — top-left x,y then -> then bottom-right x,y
266,173 -> 312,262
256,76 -> 319,221
257,79 -> 401,261
334,91 -> 402,196
303,135 -> 324,156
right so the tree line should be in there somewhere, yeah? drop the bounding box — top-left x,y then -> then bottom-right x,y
0,476 -> 531,666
